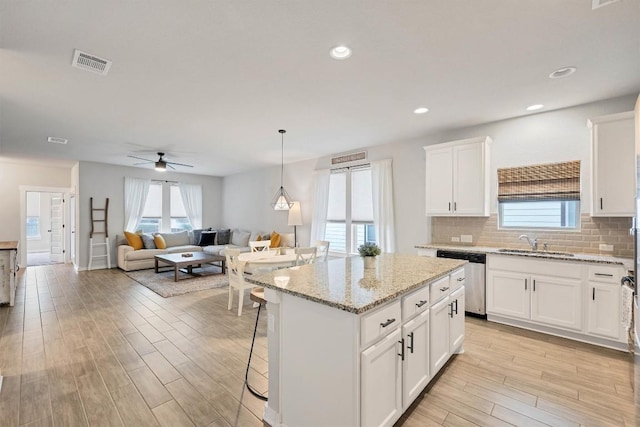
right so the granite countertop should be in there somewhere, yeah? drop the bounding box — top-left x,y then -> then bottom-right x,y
245,254 -> 466,314
415,243 -> 633,269
0,241 -> 19,250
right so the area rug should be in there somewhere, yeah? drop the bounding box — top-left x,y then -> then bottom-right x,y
124,265 -> 228,298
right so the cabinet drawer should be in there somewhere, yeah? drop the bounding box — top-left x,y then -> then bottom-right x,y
430,276 -> 451,304
450,268 -> 465,291
361,300 -> 402,348
588,266 -> 623,284
402,285 -> 430,321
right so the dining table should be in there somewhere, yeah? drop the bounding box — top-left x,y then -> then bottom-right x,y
238,248 -> 300,274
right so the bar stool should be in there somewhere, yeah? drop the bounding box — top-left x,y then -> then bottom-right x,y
245,287 -> 268,401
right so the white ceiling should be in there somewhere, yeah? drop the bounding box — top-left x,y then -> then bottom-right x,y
1,1 -> 639,176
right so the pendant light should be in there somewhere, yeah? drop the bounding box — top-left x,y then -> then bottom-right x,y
271,129 -> 294,210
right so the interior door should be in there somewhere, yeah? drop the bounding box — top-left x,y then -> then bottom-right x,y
50,194 -> 64,263
69,195 -> 76,265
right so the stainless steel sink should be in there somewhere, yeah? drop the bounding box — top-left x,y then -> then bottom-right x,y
497,248 -> 574,257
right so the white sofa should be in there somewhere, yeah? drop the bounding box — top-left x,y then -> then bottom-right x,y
117,229 -> 294,271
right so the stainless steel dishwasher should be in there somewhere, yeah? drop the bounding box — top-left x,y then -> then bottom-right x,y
436,250 -> 486,317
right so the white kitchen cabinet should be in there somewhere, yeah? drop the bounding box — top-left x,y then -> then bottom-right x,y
424,136 -> 491,217
429,296 -> 451,375
486,270 -> 530,320
361,328 -> 403,427
0,241 -> 19,306
530,275 -> 582,331
586,265 -> 624,340
402,310 -> 430,410
449,286 -> 465,351
588,111 -> 635,217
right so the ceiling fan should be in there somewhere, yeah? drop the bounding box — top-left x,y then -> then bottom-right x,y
128,152 -> 194,172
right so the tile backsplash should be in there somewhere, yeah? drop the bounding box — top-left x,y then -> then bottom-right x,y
431,214 -> 633,258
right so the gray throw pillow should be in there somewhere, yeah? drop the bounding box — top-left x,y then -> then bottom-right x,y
191,228 -> 211,245
231,229 -> 251,247
141,233 -> 156,249
217,229 -> 231,245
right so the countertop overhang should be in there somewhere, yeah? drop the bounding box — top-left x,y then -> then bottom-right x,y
415,243 -> 632,268
245,254 -> 466,314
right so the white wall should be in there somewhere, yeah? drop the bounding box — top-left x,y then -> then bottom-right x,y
221,94 -> 638,254
78,161 -> 223,270
0,160 -> 72,242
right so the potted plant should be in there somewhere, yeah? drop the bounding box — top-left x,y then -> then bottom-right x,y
358,242 -> 381,269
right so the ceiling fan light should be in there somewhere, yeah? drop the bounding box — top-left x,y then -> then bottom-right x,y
155,161 -> 166,171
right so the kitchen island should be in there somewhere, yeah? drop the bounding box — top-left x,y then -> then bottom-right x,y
246,253 -> 466,427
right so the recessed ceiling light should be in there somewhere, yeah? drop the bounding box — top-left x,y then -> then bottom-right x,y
526,104 -> 544,111
47,136 -> 68,144
329,45 -> 352,60
413,107 -> 429,114
549,66 -> 577,79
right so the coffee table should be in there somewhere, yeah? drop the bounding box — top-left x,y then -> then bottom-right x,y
154,252 -> 226,282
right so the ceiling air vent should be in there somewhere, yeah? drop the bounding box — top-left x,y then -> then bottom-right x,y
47,137 -> 68,145
331,151 -> 367,165
71,49 -> 112,76
592,0 -> 620,10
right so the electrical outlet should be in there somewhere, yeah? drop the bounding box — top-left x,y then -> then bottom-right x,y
451,236 -> 460,242
599,244 -> 614,252
460,235 -> 473,243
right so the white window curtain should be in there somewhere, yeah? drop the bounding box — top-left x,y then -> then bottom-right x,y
371,159 -> 395,253
178,183 -> 203,229
124,177 -> 151,232
309,169 -> 331,245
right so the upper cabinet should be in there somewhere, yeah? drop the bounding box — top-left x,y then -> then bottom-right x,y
424,136 -> 491,216
588,111 -> 635,217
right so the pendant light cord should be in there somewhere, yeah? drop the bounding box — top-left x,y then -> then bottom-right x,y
279,129 -> 286,188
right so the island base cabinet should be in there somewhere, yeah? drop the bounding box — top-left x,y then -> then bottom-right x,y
361,329 -> 403,427
402,310 -> 430,410
430,297 -> 451,376
450,287 -> 465,352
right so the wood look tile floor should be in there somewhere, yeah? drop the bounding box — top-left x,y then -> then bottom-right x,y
0,264 -> 637,427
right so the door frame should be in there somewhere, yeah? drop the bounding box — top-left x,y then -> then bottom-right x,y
19,185 -> 72,267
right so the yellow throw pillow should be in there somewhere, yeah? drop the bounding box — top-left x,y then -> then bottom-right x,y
270,231 -> 281,248
124,231 -> 144,250
256,235 -> 262,241
154,234 -> 167,249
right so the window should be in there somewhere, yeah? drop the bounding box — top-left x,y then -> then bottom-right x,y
26,216 -> 40,238
325,167 -> 375,254
139,183 -> 194,233
498,160 -> 581,230
26,191 -> 41,239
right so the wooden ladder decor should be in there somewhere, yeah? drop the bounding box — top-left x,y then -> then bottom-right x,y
88,197 -> 111,270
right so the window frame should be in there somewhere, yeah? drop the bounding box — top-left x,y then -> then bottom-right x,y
498,200 -> 581,231
140,182 -> 193,233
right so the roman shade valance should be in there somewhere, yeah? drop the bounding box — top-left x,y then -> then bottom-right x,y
497,160 -> 581,202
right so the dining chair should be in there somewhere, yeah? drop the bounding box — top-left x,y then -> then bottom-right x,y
225,248 -> 255,316
249,240 -> 272,252
315,240 -> 330,262
295,246 -> 317,265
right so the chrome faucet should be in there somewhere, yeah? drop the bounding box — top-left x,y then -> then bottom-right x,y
519,234 -> 538,251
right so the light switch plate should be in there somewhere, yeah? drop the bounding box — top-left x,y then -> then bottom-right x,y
599,244 -> 614,252
460,235 -> 473,243
451,236 -> 460,242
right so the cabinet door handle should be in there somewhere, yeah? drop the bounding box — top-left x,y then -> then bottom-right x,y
524,278 -> 527,291
448,202 -> 451,212
592,288 -> 595,301
457,277 -> 465,282
398,338 -> 405,361
407,332 -> 414,353
533,280 -> 536,292
454,299 -> 459,315
600,197 -> 603,210
449,302 -> 454,318
380,318 -> 396,328
415,300 -> 428,308
454,202 -> 457,212
440,286 -> 449,292
594,273 -> 614,277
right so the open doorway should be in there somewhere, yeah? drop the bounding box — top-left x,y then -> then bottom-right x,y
25,191 -> 65,266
